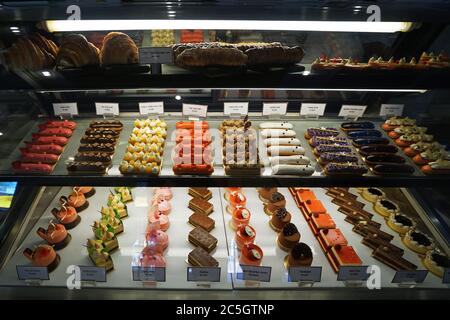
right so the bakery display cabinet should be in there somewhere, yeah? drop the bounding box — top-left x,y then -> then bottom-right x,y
0,1 -> 449,299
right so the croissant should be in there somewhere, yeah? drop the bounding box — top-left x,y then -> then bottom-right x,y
100,32 -> 139,66
56,34 -> 99,69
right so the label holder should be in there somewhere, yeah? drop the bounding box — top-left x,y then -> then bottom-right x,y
102,112 -> 116,119
59,113 -> 74,120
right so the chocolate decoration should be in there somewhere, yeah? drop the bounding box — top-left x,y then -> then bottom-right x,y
411,231 -> 432,247
271,192 -> 285,202
394,214 -> 413,227
275,208 -> 288,219
432,253 -> 450,268
367,188 -> 383,196
291,243 -> 312,260
282,223 -> 299,236
380,200 -> 398,211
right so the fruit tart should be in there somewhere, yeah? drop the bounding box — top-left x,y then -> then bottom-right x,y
87,239 -> 114,271
92,221 -> 119,252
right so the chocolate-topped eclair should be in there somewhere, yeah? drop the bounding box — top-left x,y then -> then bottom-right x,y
359,145 -> 398,156
67,161 -> 108,173
347,130 -> 382,139
352,138 -> 390,147
309,136 -> 349,147
85,128 -> 121,136
365,154 -> 406,165
89,120 -> 123,128
314,144 -> 352,155
323,162 -> 368,175
341,122 -> 375,131
305,127 -> 339,139
74,152 -> 112,163
319,152 -> 359,164
80,134 -> 117,144
78,143 -> 115,153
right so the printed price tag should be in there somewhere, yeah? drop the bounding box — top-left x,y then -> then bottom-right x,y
95,102 -> 119,116
139,47 -> 173,64
187,267 -> 221,282
132,266 -> 166,282
443,268 -> 450,284
237,265 -> 271,282
183,103 -> 208,118
380,104 -> 404,117
392,270 -> 428,284
79,266 -> 106,282
139,102 -> 164,115
288,266 -> 322,282
338,105 -> 367,118
53,103 -> 78,116
16,266 -> 49,281
337,266 -> 370,281
263,102 -> 287,116
224,102 -> 248,115
300,103 -> 326,116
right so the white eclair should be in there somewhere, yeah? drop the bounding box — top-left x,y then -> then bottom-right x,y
269,155 -> 310,165
260,129 -> 296,138
264,138 -> 301,147
267,145 -> 305,156
272,164 -> 315,175
259,122 -> 294,129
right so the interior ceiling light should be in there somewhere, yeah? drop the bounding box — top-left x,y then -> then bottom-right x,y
45,20 -> 413,33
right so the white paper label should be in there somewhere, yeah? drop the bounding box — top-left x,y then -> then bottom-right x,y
95,102 -> 119,116
300,103 -> 326,116
53,103 -> 78,116
337,266 -> 370,281
224,102 -> 248,115
237,265 -> 271,282
288,266 -> 322,282
16,266 -> 49,281
132,266 -> 166,282
443,268 -> 450,284
79,266 -> 106,282
139,47 -> 173,64
183,103 -> 208,118
263,102 -> 287,116
392,270 -> 428,284
338,105 -> 367,118
187,267 -> 221,282
139,102 -> 164,115
380,104 -> 404,117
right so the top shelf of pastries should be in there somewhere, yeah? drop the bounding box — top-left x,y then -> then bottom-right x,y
1,31 -> 450,91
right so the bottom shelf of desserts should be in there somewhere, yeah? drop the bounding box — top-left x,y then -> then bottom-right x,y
0,186 -> 231,289
0,186 -> 448,290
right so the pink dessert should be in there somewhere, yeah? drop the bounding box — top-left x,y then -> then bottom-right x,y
152,195 -> 172,215
140,247 -> 166,268
148,207 -> 170,231
145,225 -> 169,252
153,187 -> 173,201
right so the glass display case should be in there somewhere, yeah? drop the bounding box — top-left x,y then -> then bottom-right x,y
0,1 -> 449,299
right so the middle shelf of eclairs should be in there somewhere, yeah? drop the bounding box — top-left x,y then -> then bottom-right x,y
0,185 -> 448,289
3,115 -> 449,185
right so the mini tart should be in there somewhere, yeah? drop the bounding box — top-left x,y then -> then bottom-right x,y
277,223 -> 300,252
226,191 -> 247,214
412,149 -> 445,165
403,229 -> 435,255
73,186 -> 95,198
422,249 -> 450,278
387,212 -> 416,235
36,223 -> 71,250
231,207 -> 251,230
224,187 -> 241,201
269,207 -> 291,232
422,159 -> 450,175
286,242 -> 313,268
87,240 -> 114,271
23,245 -> 60,272
264,192 -> 286,215
257,187 -> 278,203
361,187 -> 385,203
373,198 -> 399,217
239,243 -> 263,266
235,225 -> 256,250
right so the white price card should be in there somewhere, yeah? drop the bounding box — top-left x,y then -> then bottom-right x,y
183,103 -> 208,118
187,267 -> 221,282
16,266 -> 49,281
132,266 -> 166,282
337,266 -> 370,281
300,103 -> 326,116
443,268 -> 450,284
392,270 -> 428,284
139,102 -> 164,115
338,105 -> 367,118
95,102 -> 119,116
380,104 -> 404,117
224,102 -> 248,115
53,102 -> 78,116
262,102 -> 287,116
288,266 -> 322,282
139,47 -> 173,64
79,266 -> 106,282
237,265 -> 271,282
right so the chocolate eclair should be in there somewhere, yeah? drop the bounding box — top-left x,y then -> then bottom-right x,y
67,161 -> 108,173
80,134 -> 117,144
78,143 -> 115,153
74,152 -> 112,163
85,128 -> 120,136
